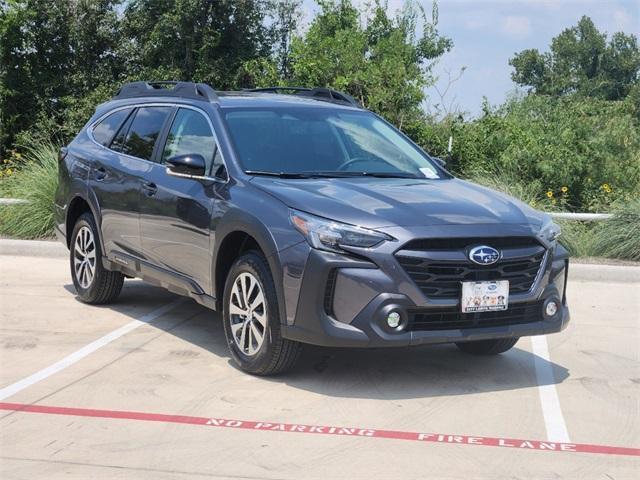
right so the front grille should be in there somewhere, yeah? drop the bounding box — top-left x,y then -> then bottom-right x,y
396,237 -> 546,300
408,301 -> 541,331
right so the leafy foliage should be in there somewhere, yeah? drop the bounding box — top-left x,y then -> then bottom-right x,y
591,199 -> 640,261
120,0 -> 273,88
0,0 -> 124,151
0,0 -> 275,155
243,0 -> 452,127
407,93 -> 640,212
556,220 -> 597,258
510,16 -> 640,100
0,138 -> 58,238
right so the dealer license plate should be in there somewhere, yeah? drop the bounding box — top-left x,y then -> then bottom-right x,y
461,280 -> 509,313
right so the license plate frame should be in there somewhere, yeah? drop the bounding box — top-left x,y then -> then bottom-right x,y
461,280 -> 509,313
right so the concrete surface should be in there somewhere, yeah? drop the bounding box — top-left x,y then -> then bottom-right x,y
0,254 -> 638,479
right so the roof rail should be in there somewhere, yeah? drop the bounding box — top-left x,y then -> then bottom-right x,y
248,87 -> 361,108
113,81 -> 218,103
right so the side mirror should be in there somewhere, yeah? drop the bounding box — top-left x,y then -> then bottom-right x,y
166,154 -> 206,178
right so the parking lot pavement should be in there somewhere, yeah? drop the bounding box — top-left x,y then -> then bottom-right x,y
0,254 -> 638,479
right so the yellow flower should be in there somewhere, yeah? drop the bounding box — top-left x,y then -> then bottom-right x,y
546,190 -> 553,198
601,183 -> 612,193
5,168 -> 12,175
561,186 -> 568,193
14,152 -> 21,159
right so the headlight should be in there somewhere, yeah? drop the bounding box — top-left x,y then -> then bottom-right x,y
289,209 -> 393,253
538,218 -> 561,244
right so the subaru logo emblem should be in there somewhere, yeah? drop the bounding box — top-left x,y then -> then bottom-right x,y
469,245 -> 501,265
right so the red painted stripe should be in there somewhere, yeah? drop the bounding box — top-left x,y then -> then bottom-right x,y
1,402 -> 638,457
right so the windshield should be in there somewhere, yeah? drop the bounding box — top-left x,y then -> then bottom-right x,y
222,107 -> 444,179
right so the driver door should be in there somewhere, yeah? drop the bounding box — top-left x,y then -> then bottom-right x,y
138,107 -> 226,294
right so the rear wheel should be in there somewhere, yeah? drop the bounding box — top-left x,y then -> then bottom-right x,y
70,213 -> 124,304
455,337 -> 519,355
222,251 -> 302,375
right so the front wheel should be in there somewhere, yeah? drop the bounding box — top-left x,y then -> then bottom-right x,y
455,337 -> 519,355
222,251 -> 302,375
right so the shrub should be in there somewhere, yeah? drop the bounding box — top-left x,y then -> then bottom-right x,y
557,220 -> 598,257
591,199 -> 640,261
0,140 -> 59,238
408,94 -> 640,213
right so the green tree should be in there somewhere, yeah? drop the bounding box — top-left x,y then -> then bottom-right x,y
242,0 -> 452,127
120,0 -> 273,88
510,16 -> 640,100
270,0 -> 302,79
1,0 -> 73,150
0,0 -> 122,153
291,0 -> 451,126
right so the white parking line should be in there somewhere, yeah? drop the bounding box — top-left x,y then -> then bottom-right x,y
531,335 -> 570,443
0,299 -> 184,401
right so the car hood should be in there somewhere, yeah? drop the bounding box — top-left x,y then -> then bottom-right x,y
250,177 -> 546,229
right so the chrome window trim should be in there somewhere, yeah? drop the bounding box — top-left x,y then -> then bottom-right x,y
87,102 -> 229,184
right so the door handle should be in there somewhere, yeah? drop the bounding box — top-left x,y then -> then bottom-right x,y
95,167 -> 107,181
142,181 -> 158,196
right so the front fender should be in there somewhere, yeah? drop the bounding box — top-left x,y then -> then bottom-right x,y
213,203 -> 304,324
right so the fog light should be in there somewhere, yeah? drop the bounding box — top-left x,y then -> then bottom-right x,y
545,301 -> 558,317
387,311 -> 401,328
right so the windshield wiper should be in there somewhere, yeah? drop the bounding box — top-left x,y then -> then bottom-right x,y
359,172 -> 421,178
245,170 -> 315,178
304,171 -> 421,179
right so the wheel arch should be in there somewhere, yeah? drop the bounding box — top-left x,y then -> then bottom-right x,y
213,211 -> 286,321
65,193 -> 106,256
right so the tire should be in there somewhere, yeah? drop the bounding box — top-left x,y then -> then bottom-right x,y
222,251 -> 302,375
70,212 -> 124,304
455,337 -> 519,355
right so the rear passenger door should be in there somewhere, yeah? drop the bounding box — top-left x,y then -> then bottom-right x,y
87,107 -> 140,257
92,105 -> 173,258
138,107 -> 225,295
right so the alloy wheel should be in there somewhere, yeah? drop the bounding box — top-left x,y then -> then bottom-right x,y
229,272 -> 267,356
74,226 -> 96,289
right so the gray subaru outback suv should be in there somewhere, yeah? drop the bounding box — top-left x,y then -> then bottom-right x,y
54,81 -> 570,375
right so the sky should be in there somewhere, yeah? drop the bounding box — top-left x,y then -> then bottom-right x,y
302,0 -> 639,117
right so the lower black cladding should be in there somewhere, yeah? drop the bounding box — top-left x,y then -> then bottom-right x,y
408,301 -> 542,331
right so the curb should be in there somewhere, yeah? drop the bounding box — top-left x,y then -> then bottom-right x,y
0,239 -> 67,258
1,239 -> 638,282
569,263 -> 640,284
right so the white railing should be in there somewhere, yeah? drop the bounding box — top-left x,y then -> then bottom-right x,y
549,212 -> 612,221
0,198 -> 28,205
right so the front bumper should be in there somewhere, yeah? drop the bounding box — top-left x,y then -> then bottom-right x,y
280,241 -> 570,348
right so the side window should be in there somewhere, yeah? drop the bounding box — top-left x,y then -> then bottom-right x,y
162,108 -> 217,174
92,109 -> 132,146
121,106 -> 172,161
